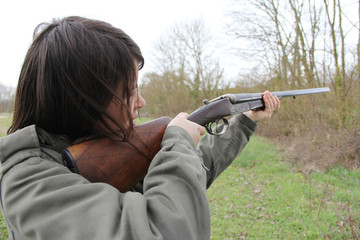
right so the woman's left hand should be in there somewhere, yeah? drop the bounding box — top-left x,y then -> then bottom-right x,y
243,91 -> 280,122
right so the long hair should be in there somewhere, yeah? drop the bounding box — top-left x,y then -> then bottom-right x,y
8,16 -> 144,141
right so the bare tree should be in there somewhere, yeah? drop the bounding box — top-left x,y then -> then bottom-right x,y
322,0 -> 359,126
227,0 -> 295,88
143,18 -> 227,115
0,83 -> 15,112
227,0 -> 359,127
358,0 -> 360,79
227,0 -> 326,89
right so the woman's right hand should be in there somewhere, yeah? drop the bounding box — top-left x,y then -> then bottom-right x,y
167,112 -> 206,146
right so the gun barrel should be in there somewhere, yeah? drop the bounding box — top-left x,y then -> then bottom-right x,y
272,87 -> 330,98
229,87 -> 330,103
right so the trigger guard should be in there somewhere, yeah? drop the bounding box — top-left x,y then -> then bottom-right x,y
205,118 -> 229,135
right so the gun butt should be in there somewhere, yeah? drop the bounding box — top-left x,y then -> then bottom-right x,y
62,116 -> 172,192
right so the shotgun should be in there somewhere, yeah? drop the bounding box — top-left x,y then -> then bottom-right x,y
62,87 -> 330,192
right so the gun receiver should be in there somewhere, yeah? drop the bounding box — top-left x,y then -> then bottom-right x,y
62,87 -> 330,192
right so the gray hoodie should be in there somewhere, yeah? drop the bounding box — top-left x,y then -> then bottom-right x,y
0,114 -> 256,240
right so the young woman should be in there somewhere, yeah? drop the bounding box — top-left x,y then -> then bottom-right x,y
0,16 -> 280,240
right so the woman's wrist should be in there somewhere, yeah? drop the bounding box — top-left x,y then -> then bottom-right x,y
243,111 -> 258,122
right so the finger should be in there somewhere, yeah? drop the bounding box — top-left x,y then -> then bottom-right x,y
268,92 -> 279,111
180,112 -> 204,133
263,91 -> 269,109
190,120 -> 205,135
264,91 -> 274,112
178,112 -> 189,119
270,94 -> 280,110
266,92 -> 279,119
275,96 -> 280,109
199,126 -> 206,135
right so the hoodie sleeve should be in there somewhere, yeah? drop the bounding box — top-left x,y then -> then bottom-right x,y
0,126 -> 210,240
197,114 -> 257,188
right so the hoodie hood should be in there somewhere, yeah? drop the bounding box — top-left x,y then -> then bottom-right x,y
0,125 -> 70,176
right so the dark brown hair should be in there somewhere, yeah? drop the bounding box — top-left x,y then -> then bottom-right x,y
8,16 -> 144,141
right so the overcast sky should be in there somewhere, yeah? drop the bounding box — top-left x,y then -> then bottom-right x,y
0,0 -> 231,87
1,0 -> 358,88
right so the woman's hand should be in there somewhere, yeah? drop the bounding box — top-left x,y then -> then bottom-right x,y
244,91 -> 280,122
168,112 -> 206,146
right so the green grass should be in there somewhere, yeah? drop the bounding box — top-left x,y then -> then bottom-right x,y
207,136 -> 360,239
0,113 -> 12,137
0,115 -> 359,239
135,117 -> 154,125
0,114 -> 11,238
0,212 -> 7,239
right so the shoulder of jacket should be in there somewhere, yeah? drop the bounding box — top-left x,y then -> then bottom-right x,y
0,125 -> 69,176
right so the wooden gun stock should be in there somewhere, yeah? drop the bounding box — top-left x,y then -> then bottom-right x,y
62,117 -> 172,192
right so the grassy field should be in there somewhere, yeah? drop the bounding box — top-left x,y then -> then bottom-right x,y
0,113 -> 11,238
0,115 -> 359,239
208,136 -> 360,239
0,113 -> 12,137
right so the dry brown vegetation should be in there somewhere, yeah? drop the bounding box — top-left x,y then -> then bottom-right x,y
245,90 -> 360,173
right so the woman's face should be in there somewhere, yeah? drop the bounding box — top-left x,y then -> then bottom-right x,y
128,86 -> 146,125
104,65 -> 146,128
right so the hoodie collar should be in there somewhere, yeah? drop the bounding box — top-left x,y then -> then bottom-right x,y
0,125 -> 71,175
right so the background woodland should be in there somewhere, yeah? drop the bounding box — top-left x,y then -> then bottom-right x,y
1,0 -> 359,171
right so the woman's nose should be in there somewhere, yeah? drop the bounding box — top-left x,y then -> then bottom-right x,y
136,93 -> 146,109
